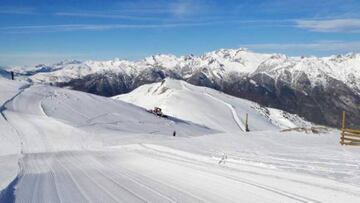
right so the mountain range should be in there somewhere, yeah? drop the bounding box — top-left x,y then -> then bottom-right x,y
5,48 -> 360,128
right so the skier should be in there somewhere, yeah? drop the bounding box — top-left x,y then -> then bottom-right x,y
173,130 -> 176,137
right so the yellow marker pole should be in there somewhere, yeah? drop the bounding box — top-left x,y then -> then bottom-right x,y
341,111 -> 346,145
342,111 -> 346,130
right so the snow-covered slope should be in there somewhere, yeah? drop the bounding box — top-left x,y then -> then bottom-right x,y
1,77 -> 360,202
0,78 -> 29,193
0,78 -> 29,155
114,78 -> 311,132
4,83 -> 213,148
0,77 -> 214,201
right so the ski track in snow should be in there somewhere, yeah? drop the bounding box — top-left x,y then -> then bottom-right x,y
204,93 -> 246,132
110,144 -> 360,202
1,81 -> 360,202
138,144 -> 357,197
180,82 -> 246,132
0,84 -> 30,203
0,84 -> 30,121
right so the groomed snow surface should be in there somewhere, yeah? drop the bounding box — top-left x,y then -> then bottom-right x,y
1,77 -> 360,202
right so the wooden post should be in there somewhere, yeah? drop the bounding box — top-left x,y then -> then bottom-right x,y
342,111 -> 346,130
341,111 -> 346,145
245,113 -> 249,132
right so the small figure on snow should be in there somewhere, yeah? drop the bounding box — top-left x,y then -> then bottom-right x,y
218,153 -> 227,164
173,131 -> 176,136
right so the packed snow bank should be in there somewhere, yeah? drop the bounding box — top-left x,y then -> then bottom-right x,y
0,77 -> 29,155
0,78 -> 28,109
114,78 -> 312,132
0,78 -> 29,192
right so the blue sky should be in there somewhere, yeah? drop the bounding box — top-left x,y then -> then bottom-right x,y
0,0 -> 360,66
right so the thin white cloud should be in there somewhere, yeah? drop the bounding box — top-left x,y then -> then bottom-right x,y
0,7 -> 35,15
55,11 -> 296,25
296,18 -> 360,32
3,16 -> 357,33
56,0 -> 210,20
0,19 -> 299,33
170,0 -> 196,17
55,12 -> 163,21
0,22 -> 219,33
242,41 -> 360,52
113,0 -> 210,17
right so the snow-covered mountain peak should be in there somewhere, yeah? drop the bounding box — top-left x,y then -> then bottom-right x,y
345,52 -> 360,59
145,78 -> 185,96
328,52 -> 360,60
203,48 -> 268,59
83,58 -> 135,69
54,59 -> 82,66
143,54 -> 179,66
252,51 -> 360,90
207,48 -> 250,56
197,48 -> 272,73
